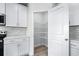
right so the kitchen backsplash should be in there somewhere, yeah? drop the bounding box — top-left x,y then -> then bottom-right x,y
6,26 -> 27,37
70,26 -> 79,40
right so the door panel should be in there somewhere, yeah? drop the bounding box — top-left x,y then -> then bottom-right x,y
4,44 -> 18,56
6,3 -> 18,26
0,3 -> 5,14
18,4 -> 27,27
18,40 -> 29,56
48,4 -> 69,56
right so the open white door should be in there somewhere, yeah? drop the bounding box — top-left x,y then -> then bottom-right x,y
48,4 -> 69,56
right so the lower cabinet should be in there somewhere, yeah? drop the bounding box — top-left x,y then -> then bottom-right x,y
4,43 -> 18,56
4,38 -> 29,56
18,41 -> 28,56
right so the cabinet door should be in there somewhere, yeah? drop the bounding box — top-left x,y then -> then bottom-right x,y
6,3 -> 18,26
18,39 -> 29,56
69,4 -> 79,26
18,4 -> 27,27
4,44 -> 18,56
0,3 -> 5,14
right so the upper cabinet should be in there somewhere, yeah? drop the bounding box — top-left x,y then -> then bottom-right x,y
0,3 -> 5,14
18,4 -> 27,27
69,4 -> 79,26
6,3 -> 27,27
6,3 -> 18,26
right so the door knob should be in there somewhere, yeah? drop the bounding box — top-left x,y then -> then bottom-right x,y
65,39 -> 68,41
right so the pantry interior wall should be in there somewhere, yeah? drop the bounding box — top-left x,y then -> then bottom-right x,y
34,12 -> 48,47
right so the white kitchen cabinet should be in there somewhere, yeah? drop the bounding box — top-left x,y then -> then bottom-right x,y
6,3 -> 27,27
18,39 -> 29,56
6,3 -> 18,26
0,3 -> 5,14
18,4 -> 27,27
4,37 -> 29,56
71,48 -> 79,56
69,4 -> 79,26
4,43 -> 18,56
